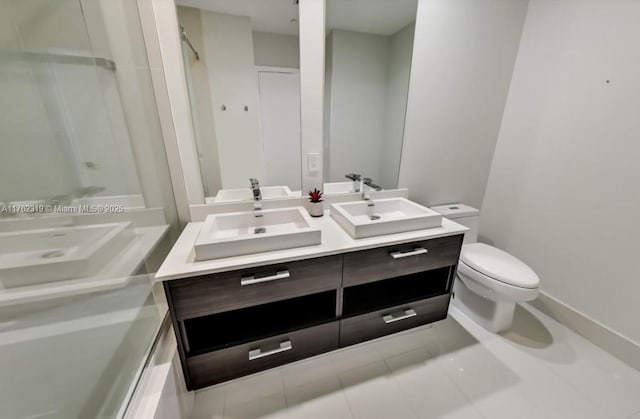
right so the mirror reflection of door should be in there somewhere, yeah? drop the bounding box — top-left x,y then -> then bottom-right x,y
256,68 -> 301,190
176,0 -> 302,203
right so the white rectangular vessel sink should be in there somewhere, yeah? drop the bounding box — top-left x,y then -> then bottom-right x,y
194,207 -> 321,261
330,198 -> 442,239
0,222 -> 133,288
213,186 -> 296,203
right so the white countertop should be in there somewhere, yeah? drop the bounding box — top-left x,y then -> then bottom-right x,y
155,211 -> 467,282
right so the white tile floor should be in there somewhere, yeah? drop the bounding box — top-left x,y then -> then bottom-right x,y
190,303 -> 640,419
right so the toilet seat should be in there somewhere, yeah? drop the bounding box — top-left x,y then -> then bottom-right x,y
457,260 -> 539,302
459,243 -> 539,289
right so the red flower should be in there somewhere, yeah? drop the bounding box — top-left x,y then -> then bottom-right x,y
308,188 -> 323,203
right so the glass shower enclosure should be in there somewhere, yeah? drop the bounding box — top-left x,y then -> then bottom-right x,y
0,1 -> 179,418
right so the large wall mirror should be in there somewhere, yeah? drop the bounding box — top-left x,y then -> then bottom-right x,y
176,0 -> 302,203
324,0 -> 417,194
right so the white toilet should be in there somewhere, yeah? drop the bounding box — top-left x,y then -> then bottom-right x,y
431,204 -> 540,333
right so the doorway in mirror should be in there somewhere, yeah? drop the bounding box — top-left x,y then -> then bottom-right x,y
257,67 -> 302,190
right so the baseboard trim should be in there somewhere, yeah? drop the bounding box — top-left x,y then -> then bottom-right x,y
530,291 -> 640,371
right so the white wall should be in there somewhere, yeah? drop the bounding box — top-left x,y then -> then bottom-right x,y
0,58 -> 80,201
201,11 -> 262,189
326,29 -> 389,182
379,22 -> 414,189
75,1 -> 148,199
481,0 -> 640,344
322,31 -> 334,179
398,0 -> 529,208
299,0 -> 325,193
252,31 -> 300,68
325,22 -> 415,189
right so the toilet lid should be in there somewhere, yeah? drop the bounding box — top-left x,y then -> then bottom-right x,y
460,243 -> 539,289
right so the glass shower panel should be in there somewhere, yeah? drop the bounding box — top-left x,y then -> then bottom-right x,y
0,1 -> 179,418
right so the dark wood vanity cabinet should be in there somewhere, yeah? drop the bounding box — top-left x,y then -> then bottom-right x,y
342,235 -> 463,286
187,322 -> 340,389
168,255 -> 343,320
164,234 -> 463,390
340,295 -> 451,347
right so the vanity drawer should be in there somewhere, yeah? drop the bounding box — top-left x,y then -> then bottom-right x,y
167,255 -> 342,320
187,321 -> 339,389
339,294 -> 450,348
342,235 -> 463,287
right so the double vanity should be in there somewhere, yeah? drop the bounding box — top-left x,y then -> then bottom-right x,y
159,1 -> 450,391
156,196 -> 467,390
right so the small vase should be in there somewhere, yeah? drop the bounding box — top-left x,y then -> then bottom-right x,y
308,201 -> 324,217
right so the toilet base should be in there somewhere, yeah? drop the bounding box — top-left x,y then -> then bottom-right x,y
452,280 -> 515,333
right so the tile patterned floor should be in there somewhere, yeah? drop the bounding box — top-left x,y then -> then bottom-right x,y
190,303 -> 640,419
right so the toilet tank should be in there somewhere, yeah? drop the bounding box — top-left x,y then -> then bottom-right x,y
430,204 -> 479,244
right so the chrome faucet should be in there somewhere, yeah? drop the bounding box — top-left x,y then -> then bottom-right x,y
250,178 -> 262,217
250,178 -> 266,233
362,178 -> 382,200
345,173 -> 362,193
362,178 -> 382,219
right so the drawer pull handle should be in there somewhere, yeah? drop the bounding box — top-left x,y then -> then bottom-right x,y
390,248 -> 428,259
248,340 -> 292,360
383,309 -> 417,324
241,270 -> 290,286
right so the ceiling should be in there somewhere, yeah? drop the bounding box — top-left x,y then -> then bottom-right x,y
327,0 -> 418,36
176,0 -> 300,35
176,0 -> 418,37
